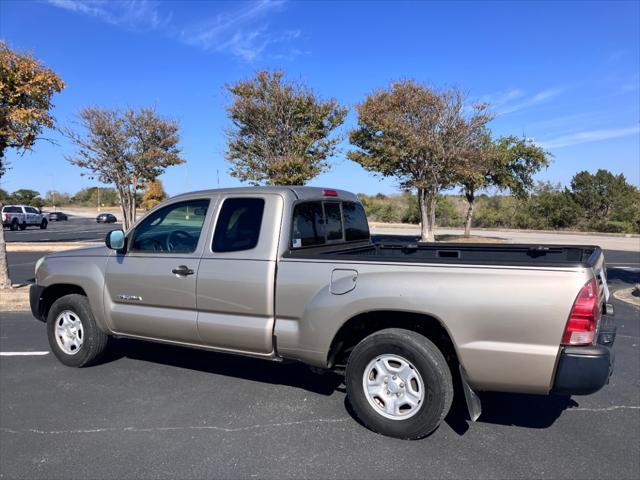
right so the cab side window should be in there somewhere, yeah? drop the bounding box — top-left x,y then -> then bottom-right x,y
212,198 -> 265,252
130,199 -> 209,253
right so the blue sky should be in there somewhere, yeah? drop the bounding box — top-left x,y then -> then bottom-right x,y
1,0 -> 638,197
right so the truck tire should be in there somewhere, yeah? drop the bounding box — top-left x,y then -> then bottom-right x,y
47,294 -> 109,367
19,222 -> 26,230
345,328 -> 453,440
10,219 -> 18,231
40,219 -> 48,229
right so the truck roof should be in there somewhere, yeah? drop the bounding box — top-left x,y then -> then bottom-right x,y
171,186 -> 359,202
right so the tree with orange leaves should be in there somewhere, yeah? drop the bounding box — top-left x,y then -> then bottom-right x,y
0,42 -> 65,289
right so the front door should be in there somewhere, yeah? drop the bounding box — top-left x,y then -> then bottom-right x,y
104,197 -> 213,343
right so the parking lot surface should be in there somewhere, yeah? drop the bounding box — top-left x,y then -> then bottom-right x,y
1,240 -> 639,479
4,216 -> 121,243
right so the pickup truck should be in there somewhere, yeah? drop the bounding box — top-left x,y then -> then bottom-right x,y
2,204 -> 48,230
30,186 -> 616,439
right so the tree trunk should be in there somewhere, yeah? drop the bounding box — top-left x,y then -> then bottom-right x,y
117,187 -> 131,231
130,191 -> 137,227
464,188 -> 475,237
418,187 -> 437,242
0,212 -> 11,289
119,201 -> 128,231
1,155 -> 13,288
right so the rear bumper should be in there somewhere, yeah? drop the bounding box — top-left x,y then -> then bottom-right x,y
29,284 -> 46,322
552,310 -> 616,395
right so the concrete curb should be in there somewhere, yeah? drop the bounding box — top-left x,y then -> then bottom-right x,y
7,242 -> 100,252
613,288 -> 640,307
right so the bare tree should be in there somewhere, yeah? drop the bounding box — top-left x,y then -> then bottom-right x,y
65,107 -> 184,229
349,81 -> 492,241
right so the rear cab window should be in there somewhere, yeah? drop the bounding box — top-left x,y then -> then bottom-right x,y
291,200 -> 370,249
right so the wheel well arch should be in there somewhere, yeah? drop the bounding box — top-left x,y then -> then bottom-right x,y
327,310 -> 460,371
39,284 -> 87,320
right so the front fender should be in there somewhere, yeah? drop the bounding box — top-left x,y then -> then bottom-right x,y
36,251 -> 111,333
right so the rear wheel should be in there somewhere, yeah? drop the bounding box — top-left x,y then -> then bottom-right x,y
19,222 -> 26,230
345,328 -> 453,440
10,219 -> 18,231
47,294 -> 109,367
40,219 -> 48,229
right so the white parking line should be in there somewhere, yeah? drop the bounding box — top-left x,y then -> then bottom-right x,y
8,262 -> 37,267
0,352 -> 49,356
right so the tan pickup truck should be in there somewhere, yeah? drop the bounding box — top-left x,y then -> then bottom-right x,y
30,186 -> 616,439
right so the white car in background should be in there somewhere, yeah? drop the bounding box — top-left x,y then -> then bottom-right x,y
1,205 -> 48,231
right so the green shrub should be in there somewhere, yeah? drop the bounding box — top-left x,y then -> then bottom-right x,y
436,196 -> 462,227
588,220 -> 636,234
357,171 -> 640,234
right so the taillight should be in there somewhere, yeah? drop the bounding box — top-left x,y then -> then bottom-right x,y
323,189 -> 338,197
1,213 -> 6,221
562,278 -> 600,345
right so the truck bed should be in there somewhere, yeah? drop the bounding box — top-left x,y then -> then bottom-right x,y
285,242 -> 602,268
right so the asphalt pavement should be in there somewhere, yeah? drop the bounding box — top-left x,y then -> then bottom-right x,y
4,216 -> 121,243
1,232 -> 639,479
0,284 -> 638,479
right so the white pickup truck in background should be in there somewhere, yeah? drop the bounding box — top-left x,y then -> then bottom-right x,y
1,205 -> 48,230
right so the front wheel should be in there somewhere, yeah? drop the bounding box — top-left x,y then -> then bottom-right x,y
40,219 -> 48,229
345,328 -> 453,440
47,294 -> 109,367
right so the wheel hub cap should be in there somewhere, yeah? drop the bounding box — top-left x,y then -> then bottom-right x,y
54,310 -> 84,355
362,354 -> 425,420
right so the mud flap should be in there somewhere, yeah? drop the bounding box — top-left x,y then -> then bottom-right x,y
459,365 -> 482,422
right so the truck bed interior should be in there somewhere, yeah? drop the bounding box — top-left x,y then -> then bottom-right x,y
284,242 -> 602,268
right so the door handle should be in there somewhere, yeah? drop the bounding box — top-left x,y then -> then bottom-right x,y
172,265 -> 194,276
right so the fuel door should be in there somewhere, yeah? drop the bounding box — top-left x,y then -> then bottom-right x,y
330,269 -> 358,295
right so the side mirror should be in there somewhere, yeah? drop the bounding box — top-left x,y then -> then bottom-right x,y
105,229 -> 125,251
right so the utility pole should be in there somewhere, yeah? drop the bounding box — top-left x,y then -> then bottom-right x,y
97,186 -> 101,212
